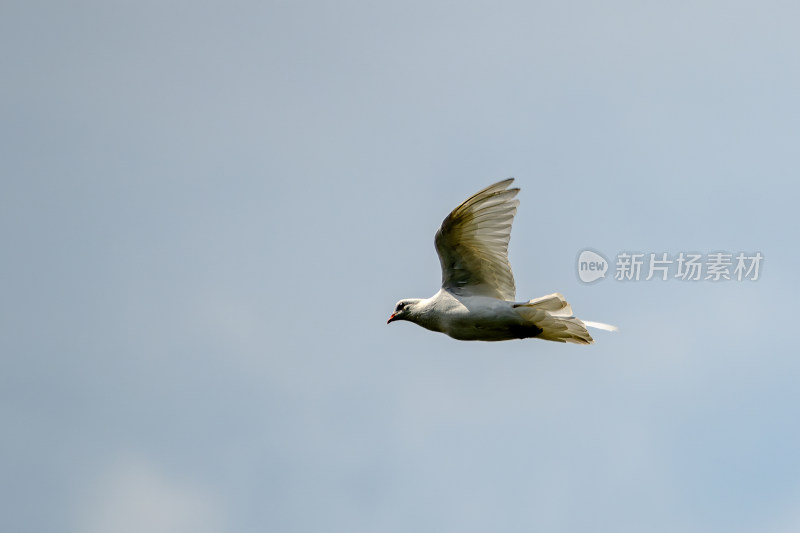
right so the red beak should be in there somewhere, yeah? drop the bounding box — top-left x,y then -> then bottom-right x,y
387,313 -> 397,324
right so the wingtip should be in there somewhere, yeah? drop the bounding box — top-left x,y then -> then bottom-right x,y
503,177 -> 519,194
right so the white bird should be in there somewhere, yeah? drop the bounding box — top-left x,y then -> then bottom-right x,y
387,178 -> 617,344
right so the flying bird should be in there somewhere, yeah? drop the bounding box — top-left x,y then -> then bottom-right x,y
387,178 -> 617,344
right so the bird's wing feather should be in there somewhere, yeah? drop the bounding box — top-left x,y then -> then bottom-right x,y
434,178 -> 519,301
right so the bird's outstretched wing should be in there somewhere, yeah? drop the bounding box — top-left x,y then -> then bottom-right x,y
434,178 -> 519,301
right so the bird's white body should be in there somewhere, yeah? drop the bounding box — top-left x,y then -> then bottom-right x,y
387,179 -> 617,344
409,290 -> 535,341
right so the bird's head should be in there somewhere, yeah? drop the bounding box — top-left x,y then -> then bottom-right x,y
387,299 -> 421,324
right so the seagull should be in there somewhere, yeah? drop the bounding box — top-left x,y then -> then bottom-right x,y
387,178 -> 617,344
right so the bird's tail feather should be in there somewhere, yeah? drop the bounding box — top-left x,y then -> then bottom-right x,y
582,320 -> 619,332
536,315 -> 594,344
514,293 -> 617,345
521,292 -> 573,316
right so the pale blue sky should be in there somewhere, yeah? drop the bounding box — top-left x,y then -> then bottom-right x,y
2,1 -> 799,532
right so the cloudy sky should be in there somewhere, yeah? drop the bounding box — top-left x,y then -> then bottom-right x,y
2,1 -> 799,531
